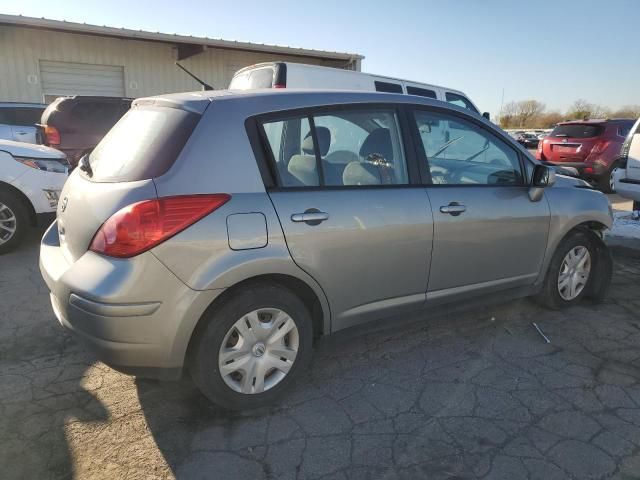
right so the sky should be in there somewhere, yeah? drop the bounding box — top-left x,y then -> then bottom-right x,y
2,0 -> 639,115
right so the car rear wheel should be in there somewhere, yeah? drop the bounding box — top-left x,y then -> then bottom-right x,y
536,230 -> 597,309
0,191 -> 29,255
190,283 -> 313,410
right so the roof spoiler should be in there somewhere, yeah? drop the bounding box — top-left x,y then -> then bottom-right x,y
175,62 -> 214,91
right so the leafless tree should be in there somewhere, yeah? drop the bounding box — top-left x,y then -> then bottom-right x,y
566,99 -> 609,120
611,105 -> 640,119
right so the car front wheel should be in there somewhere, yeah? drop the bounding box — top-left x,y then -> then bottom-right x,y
190,283 -> 313,410
537,230 -> 597,309
0,191 -> 29,255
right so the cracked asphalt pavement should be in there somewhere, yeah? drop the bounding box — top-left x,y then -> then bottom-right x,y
2,229 -> 640,479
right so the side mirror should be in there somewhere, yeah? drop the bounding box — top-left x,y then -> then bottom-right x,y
532,164 -> 555,187
482,112 -> 490,120
529,164 -> 555,201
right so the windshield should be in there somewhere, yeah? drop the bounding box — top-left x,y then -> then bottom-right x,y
88,106 -> 199,182
550,124 -> 604,138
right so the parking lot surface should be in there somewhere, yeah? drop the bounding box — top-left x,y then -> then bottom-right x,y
2,229 -> 640,480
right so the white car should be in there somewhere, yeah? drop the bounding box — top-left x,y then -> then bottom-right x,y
613,118 -> 640,208
229,62 -> 489,119
0,140 -> 68,254
0,102 -> 46,144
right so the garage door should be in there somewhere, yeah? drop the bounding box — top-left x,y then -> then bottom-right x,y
40,60 -> 125,102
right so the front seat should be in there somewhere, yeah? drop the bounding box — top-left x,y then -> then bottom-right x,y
359,128 -> 396,184
302,127 -> 331,156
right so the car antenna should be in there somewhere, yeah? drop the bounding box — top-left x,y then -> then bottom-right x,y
175,62 -> 215,91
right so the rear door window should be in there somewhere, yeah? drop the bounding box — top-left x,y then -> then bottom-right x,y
374,81 -> 403,94
0,107 -> 44,126
11,107 -> 44,126
70,101 -> 124,132
406,86 -> 437,99
445,92 -> 479,113
261,108 -> 408,187
550,124 -> 604,138
88,106 -> 199,182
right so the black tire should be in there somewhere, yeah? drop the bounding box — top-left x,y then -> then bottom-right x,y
536,230 -> 598,310
0,190 -> 29,255
189,283 -> 314,410
597,164 -> 618,193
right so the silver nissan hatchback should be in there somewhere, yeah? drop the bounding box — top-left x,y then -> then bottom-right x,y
40,90 -> 613,409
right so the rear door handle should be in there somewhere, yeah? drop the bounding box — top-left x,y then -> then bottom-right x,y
291,211 -> 329,225
439,203 -> 466,216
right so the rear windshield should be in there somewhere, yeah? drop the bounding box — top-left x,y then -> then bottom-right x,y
229,67 -> 274,89
68,101 -> 128,133
550,124 -> 604,138
88,106 -> 199,182
0,107 -> 44,126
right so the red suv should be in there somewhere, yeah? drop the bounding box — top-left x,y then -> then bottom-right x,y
536,119 -> 635,192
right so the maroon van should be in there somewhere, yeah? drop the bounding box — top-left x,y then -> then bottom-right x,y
38,96 -> 132,167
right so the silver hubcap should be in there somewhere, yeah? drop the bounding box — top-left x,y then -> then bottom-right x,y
218,308 -> 299,394
557,246 -> 591,301
610,168 -> 617,192
0,202 -> 17,245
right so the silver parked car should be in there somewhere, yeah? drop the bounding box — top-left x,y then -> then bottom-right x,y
40,90 -> 613,409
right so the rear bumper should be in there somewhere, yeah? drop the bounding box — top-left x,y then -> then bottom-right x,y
39,221 -> 224,379
544,161 -> 609,180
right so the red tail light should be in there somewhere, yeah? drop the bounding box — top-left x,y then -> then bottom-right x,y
89,194 -> 231,258
591,140 -> 610,154
44,125 -> 61,146
273,83 -> 286,88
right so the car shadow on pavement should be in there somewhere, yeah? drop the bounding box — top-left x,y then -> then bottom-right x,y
0,228 -> 110,479
5,229 -> 640,479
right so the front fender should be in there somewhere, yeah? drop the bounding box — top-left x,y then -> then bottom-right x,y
536,186 -> 612,285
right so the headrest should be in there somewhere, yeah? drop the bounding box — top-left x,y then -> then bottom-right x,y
287,155 -> 318,186
342,161 -> 382,186
302,127 -> 331,156
359,128 -> 393,161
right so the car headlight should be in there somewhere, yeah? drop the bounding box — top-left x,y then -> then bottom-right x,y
15,156 -> 68,174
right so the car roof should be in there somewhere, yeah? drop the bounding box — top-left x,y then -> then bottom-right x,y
0,102 -> 47,108
558,118 -> 635,125
133,88 -> 478,118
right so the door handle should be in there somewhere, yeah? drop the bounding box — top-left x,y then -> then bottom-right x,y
291,211 -> 329,225
439,203 -> 466,216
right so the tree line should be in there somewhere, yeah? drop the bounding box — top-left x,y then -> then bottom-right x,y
498,99 -> 640,129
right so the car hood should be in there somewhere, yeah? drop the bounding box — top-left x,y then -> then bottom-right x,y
0,139 -> 66,159
551,173 -> 591,189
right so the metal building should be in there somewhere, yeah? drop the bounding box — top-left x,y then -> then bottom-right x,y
0,14 -> 363,103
